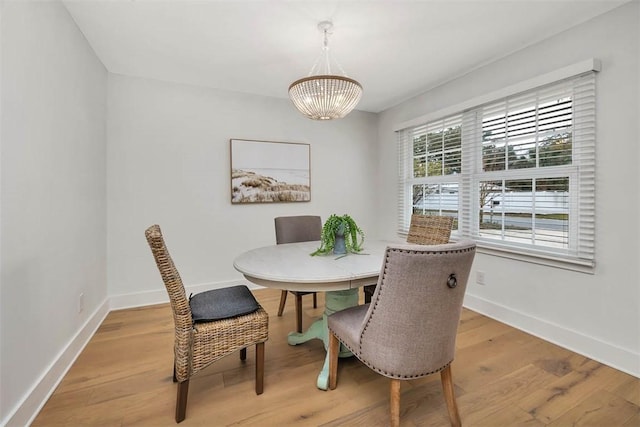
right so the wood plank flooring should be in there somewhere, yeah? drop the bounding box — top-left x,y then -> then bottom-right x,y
32,288 -> 639,426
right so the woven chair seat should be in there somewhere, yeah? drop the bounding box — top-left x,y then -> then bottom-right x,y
188,307 -> 268,377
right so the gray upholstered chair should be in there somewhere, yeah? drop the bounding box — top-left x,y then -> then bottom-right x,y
328,240 -> 476,427
145,225 -> 268,423
363,214 -> 454,303
274,215 -> 322,333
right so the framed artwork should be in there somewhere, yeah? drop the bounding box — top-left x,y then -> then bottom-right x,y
230,139 -> 311,204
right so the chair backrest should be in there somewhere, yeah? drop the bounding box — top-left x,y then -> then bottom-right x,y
145,225 -> 193,347
274,215 -> 322,244
406,214 -> 454,245
359,240 -> 476,378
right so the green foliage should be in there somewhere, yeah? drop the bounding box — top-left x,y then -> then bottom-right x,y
311,214 -> 365,256
479,133 -> 572,221
481,133 -> 572,175
412,126 -> 462,179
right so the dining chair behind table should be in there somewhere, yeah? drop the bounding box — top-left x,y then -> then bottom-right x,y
274,215 -> 322,333
363,214 -> 454,303
328,240 -> 476,427
145,224 -> 268,423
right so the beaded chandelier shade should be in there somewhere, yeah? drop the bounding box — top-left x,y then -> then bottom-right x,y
288,21 -> 363,120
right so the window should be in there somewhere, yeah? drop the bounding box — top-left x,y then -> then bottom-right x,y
398,70 -> 596,268
409,115 -> 462,230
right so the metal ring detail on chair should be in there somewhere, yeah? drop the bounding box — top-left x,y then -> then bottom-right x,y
447,274 -> 458,289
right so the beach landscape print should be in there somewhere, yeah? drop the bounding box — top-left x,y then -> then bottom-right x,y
230,139 -> 311,204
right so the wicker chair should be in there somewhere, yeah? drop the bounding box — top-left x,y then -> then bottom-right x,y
363,214 -> 454,303
274,215 -> 321,333
328,241 -> 476,427
145,225 -> 268,423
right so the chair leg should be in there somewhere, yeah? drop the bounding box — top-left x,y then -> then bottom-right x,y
295,293 -> 303,333
312,292 -> 317,308
172,362 -> 177,383
255,342 -> 265,395
328,332 -> 340,390
240,347 -> 247,361
277,290 -> 287,316
175,379 -> 189,423
440,365 -> 461,427
390,379 -> 401,427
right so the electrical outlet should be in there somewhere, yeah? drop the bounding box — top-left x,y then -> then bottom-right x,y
476,271 -> 486,285
78,293 -> 84,313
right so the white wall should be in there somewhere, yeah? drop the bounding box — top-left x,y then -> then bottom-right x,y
106,74 -> 378,306
0,1 -> 108,425
1,1 -> 637,425
377,2 -> 639,376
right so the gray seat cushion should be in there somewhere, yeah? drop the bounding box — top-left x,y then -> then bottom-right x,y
189,285 -> 259,323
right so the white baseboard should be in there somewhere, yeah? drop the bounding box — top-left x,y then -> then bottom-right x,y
463,293 -> 640,378
2,299 -> 110,427
108,279 -> 262,310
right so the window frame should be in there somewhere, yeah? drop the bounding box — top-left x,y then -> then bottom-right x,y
396,60 -> 599,272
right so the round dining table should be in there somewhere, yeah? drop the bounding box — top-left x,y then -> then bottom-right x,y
233,239 -> 392,390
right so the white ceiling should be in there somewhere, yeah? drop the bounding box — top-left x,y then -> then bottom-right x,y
63,0 -> 627,113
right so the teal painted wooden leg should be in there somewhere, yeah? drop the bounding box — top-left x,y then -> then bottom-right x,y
317,350 -> 331,390
287,288 -> 360,348
323,289 -> 360,358
287,288 -> 360,389
287,317 -> 324,345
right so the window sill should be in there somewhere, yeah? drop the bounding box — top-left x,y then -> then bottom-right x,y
397,231 -> 595,273
474,242 -> 595,274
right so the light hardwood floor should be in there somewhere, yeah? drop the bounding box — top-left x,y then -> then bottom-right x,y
33,288 -> 639,426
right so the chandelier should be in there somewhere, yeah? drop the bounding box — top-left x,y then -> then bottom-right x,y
288,21 -> 363,120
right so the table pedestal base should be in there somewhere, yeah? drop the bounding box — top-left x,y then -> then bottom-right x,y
287,288 -> 360,390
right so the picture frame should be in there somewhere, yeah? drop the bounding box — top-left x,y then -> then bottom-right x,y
230,139 -> 311,204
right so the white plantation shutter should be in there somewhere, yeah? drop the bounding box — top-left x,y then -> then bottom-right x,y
396,128 -> 411,234
460,110 -> 480,239
397,66 -> 597,268
572,73 -> 596,262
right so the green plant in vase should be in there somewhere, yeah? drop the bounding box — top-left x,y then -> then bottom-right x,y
311,214 -> 365,256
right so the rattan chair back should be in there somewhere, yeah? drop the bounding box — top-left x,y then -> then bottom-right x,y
363,214 -> 454,304
145,224 -> 269,423
406,214 -> 454,245
145,224 -> 193,378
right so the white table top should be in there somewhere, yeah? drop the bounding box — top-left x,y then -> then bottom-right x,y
233,240 -> 393,292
